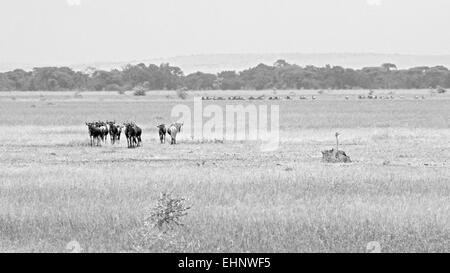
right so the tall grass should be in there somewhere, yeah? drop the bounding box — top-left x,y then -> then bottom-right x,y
0,93 -> 449,252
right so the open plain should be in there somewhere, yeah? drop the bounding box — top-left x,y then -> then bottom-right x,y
0,90 -> 449,252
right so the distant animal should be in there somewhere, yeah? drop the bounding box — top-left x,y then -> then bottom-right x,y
94,121 -> 109,142
167,122 -> 183,145
106,121 -> 122,145
124,122 -> 142,148
156,124 -> 167,144
85,122 -> 103,146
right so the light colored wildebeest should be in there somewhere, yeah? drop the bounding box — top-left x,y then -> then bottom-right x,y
167,122 -> 183,145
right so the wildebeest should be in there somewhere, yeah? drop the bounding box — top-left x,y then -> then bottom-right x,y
106,121 -> 122,145
124,122 -> 142,148
167,122 -> 183,145
156,124 -> 167,144
85,122 -> 103,146
94,121 -> 109,142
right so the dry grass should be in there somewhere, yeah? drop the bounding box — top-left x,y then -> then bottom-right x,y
0,91 -> 449,252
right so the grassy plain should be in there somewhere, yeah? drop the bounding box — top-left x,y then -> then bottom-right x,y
0,90 -> 449,252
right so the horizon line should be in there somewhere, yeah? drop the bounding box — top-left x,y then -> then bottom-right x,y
2,51 -> 450,67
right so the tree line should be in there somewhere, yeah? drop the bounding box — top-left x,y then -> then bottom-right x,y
1,60 -> 449,91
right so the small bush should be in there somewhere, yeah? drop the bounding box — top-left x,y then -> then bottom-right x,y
134,89 -> 147,96
128,192 -> 191,252
436,86 -> 447,94
147,192 -> 191,231
321,149 -> 352,163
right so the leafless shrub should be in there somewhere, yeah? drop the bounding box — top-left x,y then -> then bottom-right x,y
147,192 -> 191,231
128,192 -> 191,252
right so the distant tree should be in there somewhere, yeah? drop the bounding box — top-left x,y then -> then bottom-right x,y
382,63 -> 397,72
240,64 -> 275,90
274,59 -> 289,68
216,71 -> 243,90
381,63 -> 397,89
2,61 -> 450,92
184,72 -> 217,90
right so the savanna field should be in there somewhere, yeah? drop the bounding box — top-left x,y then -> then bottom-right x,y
0,90 -> 449,252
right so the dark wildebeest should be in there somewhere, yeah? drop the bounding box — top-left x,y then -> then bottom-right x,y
167,122 -> 183,145
156,124 -> 167,144
86,122 -> 102,146
106,121 -> 122,145
94,121 -> 109,143
124,122 -> 142,148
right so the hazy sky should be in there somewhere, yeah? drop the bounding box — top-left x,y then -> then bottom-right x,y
1,0 -> 449,65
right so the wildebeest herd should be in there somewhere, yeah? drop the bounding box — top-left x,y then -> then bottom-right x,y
85,121 -> 183,147
202,94 -> 426,101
